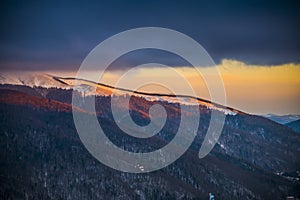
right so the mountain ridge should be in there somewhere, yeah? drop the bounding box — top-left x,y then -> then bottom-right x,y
0,72 -> 243,115
52,76 -> 243,115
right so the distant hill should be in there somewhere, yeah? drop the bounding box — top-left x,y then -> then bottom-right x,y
262,114 -> 300,124
286,119 -> 300,133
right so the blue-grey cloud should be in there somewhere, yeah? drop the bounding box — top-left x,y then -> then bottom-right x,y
0,0 -> 299,70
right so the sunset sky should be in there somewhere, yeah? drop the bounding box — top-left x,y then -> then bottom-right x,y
0,0 -> 299,115
42,59 -> 300,115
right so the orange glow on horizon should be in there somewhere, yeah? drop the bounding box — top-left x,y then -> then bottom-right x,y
2,59 -> 299,115
95,59 -> 300,115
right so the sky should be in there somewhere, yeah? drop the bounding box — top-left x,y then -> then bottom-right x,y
47,60 -> 299,115
0,0 -> 300,69
0,0 -> 299,114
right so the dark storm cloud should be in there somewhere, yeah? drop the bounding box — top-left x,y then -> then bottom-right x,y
0,0 -> 299,70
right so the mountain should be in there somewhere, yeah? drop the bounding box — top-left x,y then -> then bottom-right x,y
263,114 -> 300,124
0,76 -> 300,199
0,72 -> 240,115
286,119 -> 300,133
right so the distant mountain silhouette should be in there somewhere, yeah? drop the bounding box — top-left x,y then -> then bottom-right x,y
263,114 -> 300,124
286,119 -> 300,133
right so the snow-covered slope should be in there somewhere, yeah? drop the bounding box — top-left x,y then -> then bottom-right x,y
0,72 -> 238,115
54,76 -> 238,115
0,72 -> 67,88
